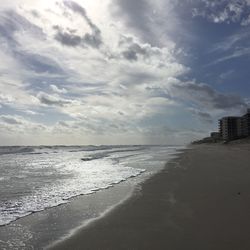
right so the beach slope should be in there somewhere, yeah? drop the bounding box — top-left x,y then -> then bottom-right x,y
51,143 -> 250,250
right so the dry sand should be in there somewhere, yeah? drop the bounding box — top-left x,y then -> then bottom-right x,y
51,143 -> 250,250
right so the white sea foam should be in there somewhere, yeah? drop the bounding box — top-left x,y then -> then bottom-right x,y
0,145 -> 184,227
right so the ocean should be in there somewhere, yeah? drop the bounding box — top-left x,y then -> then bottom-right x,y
0,145 -> 184,249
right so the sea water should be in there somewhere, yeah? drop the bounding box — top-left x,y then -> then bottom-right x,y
0,145 -> 184,249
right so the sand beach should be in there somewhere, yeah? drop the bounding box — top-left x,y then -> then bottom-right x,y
51,142 -> 250,250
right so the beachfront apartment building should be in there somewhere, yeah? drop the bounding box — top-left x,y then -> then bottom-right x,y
219,109 -> 250,141
242,109 -> 250,136
219,117 -> 242,141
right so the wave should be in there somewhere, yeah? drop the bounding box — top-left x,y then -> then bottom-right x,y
0,168 -> 146,227
0,145 -> 148,157
0,145 -> 182,228
80,146 -> 147,162
0,146 -> 35,155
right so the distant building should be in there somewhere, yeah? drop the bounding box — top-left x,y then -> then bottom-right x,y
219,109 -> 250,141
210,132 -> 221,139
219,117 -> 241,141
242,109 -> 250,137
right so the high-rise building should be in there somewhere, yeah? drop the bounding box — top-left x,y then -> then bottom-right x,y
242,109 -> 250,137
219,117 -> 243,141
219,109 -> 250,141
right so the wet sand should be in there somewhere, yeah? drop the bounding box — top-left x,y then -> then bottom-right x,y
51,143 -> 250,250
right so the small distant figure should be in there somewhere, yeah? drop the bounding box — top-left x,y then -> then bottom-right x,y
238,192 -> 241,195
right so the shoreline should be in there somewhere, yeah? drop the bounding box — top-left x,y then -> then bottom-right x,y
51,143 -> 250,250
47,150 -> 184,249
49,147 -> 188,250
46,184 -> 137,249
0,146 -> 182,250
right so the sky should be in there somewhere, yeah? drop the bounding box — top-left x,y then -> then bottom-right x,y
0,0 -> 250,145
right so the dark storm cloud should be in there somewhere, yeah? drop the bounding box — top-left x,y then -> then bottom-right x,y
172,81 -> 247,110
54,0 -> 102,48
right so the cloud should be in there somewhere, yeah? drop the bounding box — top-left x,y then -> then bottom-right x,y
210,30 -> 250,53
219,70 -> 235,80
170,79 -> 247,110
0,75 -> 40,110
54,26 -> 84,47
207,47 -> 250,65
63,0 -> 99,32
53,25 -> 102,48
53,1 -> 102,48
0,115 -> 24,125
0,115 -> 49,143
50,84 -> 67,94
188,108 -> 213,123
112,0 -> 153,42
0,9 -> 44,45
119,35 -> 159,62
111,0 -> 178,47
24,110 -> 40,115
0,93 -> 14,105
206,25 -> 250,65
37,92 -> 73,107
53,26 -> 82,47
241,13 -> 250,25
191,0 -> 250,25
15,51 -> 65,74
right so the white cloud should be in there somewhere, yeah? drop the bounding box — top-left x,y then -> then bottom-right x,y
210,30 -> 250,52
111,0 -> 182,48
0,115 -> 48,133
0,77 -> 40,110
191,0 -> 250,25
24,110 -> 40,115
50,84 -> 68,94
241,14 -> 250,25
208,47 -> 250,65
